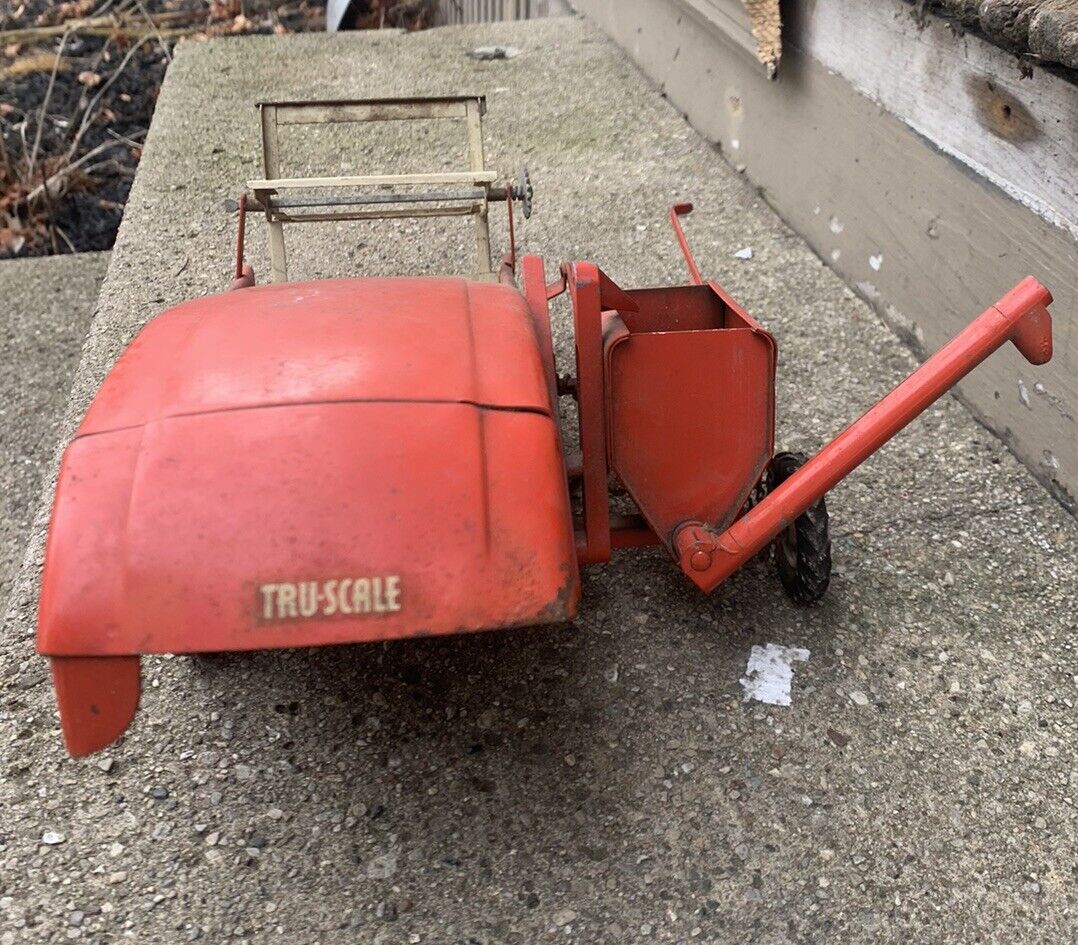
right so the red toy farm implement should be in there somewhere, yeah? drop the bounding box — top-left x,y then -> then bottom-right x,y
38,97 -> 1055,756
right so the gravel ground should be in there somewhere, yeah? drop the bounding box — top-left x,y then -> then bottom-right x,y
2,17 -> 1076,945
0,252 -> 106,613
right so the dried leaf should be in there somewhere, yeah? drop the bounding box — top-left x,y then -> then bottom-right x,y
77,70 -> 102,87
35,0 -> 94,25
4,43 -> 23,57
0,228 -> 27,254
208,0 -> 232,21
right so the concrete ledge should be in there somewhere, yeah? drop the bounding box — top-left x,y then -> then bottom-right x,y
2,18 -> 1075,943
0,252 -> 107,613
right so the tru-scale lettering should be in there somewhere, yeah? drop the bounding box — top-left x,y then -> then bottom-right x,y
259,577 -> 402,621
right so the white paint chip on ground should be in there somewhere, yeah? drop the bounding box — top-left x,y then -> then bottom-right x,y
740,644 -> 810,707
468,45 -> 521,60
733,246 -> 753,260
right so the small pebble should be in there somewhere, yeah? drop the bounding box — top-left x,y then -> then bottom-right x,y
553,909 -> 577,928
827,728 -> 850,748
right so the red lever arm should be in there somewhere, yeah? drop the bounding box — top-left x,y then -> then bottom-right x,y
669,203 -> 703,286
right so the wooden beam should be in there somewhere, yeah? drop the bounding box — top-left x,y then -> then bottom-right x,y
798,0 -> 1078,240
273,101 -> 469,124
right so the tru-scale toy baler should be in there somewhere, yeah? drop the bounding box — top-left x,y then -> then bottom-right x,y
37,97 -> 1055,756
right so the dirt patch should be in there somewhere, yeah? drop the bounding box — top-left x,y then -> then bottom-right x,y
0,1 -> 327,259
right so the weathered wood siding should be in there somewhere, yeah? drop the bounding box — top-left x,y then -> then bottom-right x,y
436,0 -> 570,23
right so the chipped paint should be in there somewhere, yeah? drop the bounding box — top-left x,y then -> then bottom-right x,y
740,643 -> 810,707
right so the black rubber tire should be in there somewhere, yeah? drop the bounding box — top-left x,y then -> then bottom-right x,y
768,452 -> 832,605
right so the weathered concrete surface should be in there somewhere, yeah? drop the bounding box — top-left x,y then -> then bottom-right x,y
0,252 -> 106,615
2,18 -> 1075,945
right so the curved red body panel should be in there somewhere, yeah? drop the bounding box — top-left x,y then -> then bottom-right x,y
39,277 -> 578,664
79,277 -> 552,434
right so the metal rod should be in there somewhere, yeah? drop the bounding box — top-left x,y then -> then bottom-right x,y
669,203 -> 703,285
268,189 -> 489,209
246,185 -> 520,214
234,193 -> 247,280
271,204 -> 481,224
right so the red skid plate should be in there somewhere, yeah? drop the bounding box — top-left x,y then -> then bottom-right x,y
50,656 -> 140,757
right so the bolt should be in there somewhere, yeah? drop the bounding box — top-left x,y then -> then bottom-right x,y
690,549 -> 712,572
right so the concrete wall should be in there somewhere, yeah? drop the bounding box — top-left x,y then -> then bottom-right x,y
571,0 -> 1078,513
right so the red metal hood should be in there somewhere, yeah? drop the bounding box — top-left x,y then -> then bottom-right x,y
39,277 -> 577,660
79,276 -> 553,435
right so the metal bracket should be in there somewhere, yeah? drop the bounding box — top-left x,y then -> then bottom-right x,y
249,96 -> 512,283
